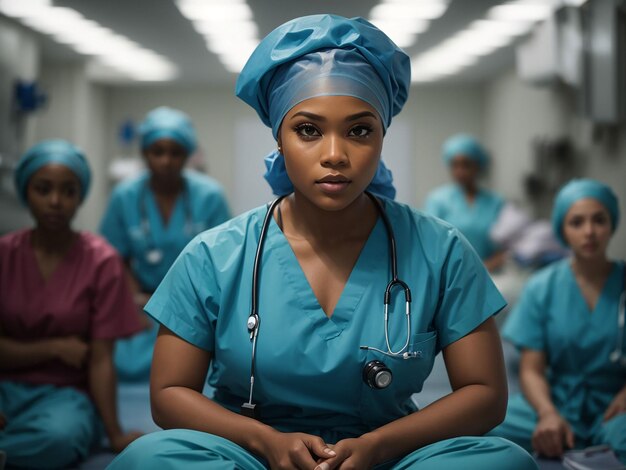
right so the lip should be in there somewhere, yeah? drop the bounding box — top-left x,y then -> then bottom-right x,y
315,174 -> 351,195
316,174 -> 350,184
42,213 -> 65,222
581,242 -> 598,251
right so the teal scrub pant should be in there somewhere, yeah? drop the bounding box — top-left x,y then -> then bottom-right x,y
0,381 -> 98,469
108,429 -> 537,469
490,393 -> 626,463
114,319 -> 158,382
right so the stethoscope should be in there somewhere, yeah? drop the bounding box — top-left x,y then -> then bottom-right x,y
139,180 -> 193,265
609,269 -> 626,367
241,192 -> 416,420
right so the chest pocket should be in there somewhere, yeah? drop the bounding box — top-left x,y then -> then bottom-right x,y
359,331 -> 438,428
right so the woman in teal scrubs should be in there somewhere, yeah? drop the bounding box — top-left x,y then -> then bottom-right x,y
100,107 -> 231,381
423,134 -> 505,271
491,179 -> 626,462
108,15 -> 535,470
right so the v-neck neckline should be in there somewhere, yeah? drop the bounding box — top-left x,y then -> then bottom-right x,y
145,185 -> 185,233
454,185 -> 482,210
26,230 -> 80,287
267,213 -> 385,340
567,261 -> 618,315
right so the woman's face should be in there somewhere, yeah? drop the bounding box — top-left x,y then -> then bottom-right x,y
143,138 -> 187,185
450,155 -> 480,189
562,198 -> 612,260
278,95 -> 383,211
26,163 -> 81,231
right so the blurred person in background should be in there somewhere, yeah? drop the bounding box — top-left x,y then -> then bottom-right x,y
0,140 -> 143,469
424,134 -> 506,272
491,179 -> 626,463
99,106 -> 231,382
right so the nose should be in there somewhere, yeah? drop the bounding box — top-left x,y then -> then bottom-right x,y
48,189 -> 61,207
155,152 -> 177,171
582,219 -> 595,237
320,133 -> 348,168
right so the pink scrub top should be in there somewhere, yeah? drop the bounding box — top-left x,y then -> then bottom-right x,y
0,229 -> 143,391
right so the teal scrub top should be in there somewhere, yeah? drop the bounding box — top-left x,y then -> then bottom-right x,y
145,199 -> 506,435
423,184 -> 504,260
502,260 -> 626,438
100,169 -> 231,292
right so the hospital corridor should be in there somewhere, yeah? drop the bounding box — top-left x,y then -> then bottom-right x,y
0,0 -> 625,469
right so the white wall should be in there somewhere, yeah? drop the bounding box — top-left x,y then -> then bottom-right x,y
0,17 -> 40,233
403,85 -> 486,206
35,62 -> 109,232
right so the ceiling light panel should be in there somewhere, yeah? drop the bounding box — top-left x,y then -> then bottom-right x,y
369,0 -> 449,49
176,0 -> 259,74
0,0 -> 177,82
410,0 -> 566,83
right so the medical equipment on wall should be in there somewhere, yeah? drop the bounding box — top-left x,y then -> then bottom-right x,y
241,192 -> 416,419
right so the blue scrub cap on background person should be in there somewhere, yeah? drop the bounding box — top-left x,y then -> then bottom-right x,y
552,178 -> 620,246
442,134 -> 489,169
14,139 -> 91,205
139,106 -> 197,155
235,14 -> 411,199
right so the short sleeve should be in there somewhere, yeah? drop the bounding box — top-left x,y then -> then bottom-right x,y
100,189 -> 131,258
91,253 -> 143,340
144,238 -> 219,351
434,231 -> 507,349
205,191 -> 231,228
501,279 -> 545,351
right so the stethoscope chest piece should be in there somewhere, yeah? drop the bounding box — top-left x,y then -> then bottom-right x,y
145,249 -> 163,264
609,349 -> 626,368
363,360 -> 393,389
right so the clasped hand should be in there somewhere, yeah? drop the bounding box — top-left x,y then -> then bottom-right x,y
261,430 -> 378,470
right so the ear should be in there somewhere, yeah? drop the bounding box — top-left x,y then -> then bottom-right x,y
276,132 -> 283,153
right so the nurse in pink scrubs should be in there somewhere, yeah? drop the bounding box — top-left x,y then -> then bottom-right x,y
0,140 -> 143,469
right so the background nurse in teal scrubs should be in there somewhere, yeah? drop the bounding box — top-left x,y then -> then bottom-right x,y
423,134 -> 506,272
491,179 -> 626,463
108,15 -> 536,470
100,107 -> 231,381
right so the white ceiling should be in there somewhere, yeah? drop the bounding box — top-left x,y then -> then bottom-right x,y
31,0 -> 518,85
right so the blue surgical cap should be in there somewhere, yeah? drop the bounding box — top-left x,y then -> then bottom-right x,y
236,14 -> 410,137
442,134 -> 489,169
236,14 -> 410,199
139,106 -> 197,155
14,139 -> 91,205
552,178 -> 620,246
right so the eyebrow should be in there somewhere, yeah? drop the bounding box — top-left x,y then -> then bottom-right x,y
290,110 -> 379,122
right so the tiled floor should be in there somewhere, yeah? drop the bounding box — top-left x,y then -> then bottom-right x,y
78,342 -> 564,469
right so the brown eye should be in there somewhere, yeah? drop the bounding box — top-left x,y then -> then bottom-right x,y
592,213 -> 609,225
295,124 -> 321,138
568,217 -> 583,228
33,183 -> 51,195
349,125 -> 373,138
64,186 -> 79,198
